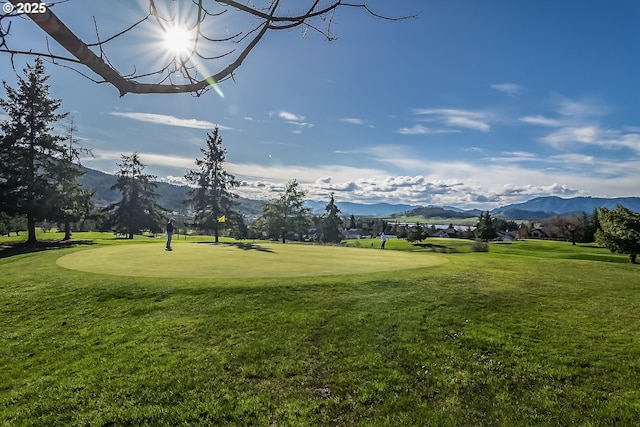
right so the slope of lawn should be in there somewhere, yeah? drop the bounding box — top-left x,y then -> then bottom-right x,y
1,234 -> 639,426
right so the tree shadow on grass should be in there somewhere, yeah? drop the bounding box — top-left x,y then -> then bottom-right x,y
413,242 -> 459,253
0,240 -> 97,259
192,241 -> 274,253
223,242 -> 274,253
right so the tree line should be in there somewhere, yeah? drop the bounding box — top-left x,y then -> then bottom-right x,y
0,59 -> 92,244
472,209 -> 639,263
0,59 -> 345,245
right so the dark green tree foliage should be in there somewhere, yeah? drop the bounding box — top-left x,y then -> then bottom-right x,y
226,210 -> 248,240
51,116 -> 93,240
595,205 -> 640,264
0,212 -> 26,236
252,204 -> 280,241
475,211 -> 497,241
105,153 -> 164,239
348,214 -> 357,229
0,58 -> 68,245
493,218 -> 519,233
406,222 -> 428,242
184,127 -> 240,243
321,192 -> 343,243
583,208 -> 601,243
257,179 -> 311,243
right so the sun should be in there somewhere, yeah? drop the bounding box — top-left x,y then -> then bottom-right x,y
162,25 -> 195,58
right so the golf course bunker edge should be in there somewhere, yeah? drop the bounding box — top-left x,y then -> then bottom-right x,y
56,242 -> 448,279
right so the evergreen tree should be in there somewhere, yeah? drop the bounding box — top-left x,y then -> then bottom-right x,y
184,127 -> 240,243
104,153 -> 164,239
475,211 -> 497,242
584,208 -> 601,243
0,212 -> 26,237
256,179 -> 311,243
321,192 -> 343,243
595,205 -> 640,264
226,210 -> 248,240
348,214 -> 357,229
407,222 -> 427,242
51,116 -> 93,240
0,58 -> 68,245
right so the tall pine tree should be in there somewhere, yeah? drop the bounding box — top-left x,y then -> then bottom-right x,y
184,127 -> 240,243
0,58 -> 68,245
475,211 -> 497,242
51,116 -> 93,240
105,153 -> 164,239
256,180 -> 311,243
321,192 -> 343,243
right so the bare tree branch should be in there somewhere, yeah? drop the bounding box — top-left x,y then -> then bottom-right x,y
2,0 -> 416,96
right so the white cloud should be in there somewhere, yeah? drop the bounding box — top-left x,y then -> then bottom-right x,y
367,145 -> 427,170
490,83 -> 523,96
138,152 -> 197,169
396,125 -> 461,135
278,111 -> 305,122
542,126 -> 640,153
334,144 -> 428,171
85,149 -> 196,169
460,146 -> 485,154
548,154 -> 595,164
521,98 -> 605,128
413,108 -> 492,132
519,115 -> 568,127
557,98 -> 606,118
485,151 -> 539,163
83,149 -> 124,162
223,157 -> 624,209
446,116 -> 490,132
397,124 -> 433,135
163,175 -> 189,185
273,110 -> 313,133
340,118 -> 365,125
109,112 -> 231,130
82,146 -> 640,210
520,97 -> 640,153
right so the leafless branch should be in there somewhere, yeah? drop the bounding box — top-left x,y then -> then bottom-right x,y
2,0 -> 416,96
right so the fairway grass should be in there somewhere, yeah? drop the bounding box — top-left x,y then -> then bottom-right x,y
2,236 -> 640,425
55,241 -> 448,278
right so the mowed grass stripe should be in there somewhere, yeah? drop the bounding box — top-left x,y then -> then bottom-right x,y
55,242 -> 448,278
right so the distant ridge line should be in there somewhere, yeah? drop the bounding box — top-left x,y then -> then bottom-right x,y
78,166 -> 640,218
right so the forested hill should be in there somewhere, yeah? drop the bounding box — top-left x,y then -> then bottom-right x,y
400,206 -> 478,219
77,166 -> 264,215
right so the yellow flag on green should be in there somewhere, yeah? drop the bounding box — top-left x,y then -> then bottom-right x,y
218,215 -> 226,223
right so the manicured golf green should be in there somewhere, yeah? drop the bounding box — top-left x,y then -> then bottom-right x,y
56,241 -> 448,278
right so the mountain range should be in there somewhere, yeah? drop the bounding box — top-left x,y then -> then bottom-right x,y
78,166 -> 640,219
491,196 -> 640,219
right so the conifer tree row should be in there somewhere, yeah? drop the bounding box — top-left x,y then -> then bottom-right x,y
0,58 -> 91,245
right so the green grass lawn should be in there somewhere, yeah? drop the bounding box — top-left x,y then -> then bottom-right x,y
1,233 -> 640,425
56,241 -> 447,278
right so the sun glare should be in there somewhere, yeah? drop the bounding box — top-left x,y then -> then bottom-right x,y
163,25 -> 194,58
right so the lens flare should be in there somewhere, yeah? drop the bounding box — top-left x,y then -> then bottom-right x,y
163,25 -> 194,58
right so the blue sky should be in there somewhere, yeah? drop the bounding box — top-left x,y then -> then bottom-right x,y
1,1 -> 640,209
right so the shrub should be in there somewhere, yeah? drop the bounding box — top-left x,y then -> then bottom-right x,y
472,240 -> 489,252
